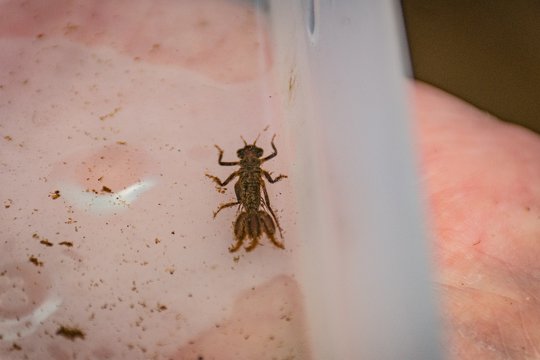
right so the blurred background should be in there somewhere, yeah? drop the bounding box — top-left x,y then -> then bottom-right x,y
401,0 -> 540,134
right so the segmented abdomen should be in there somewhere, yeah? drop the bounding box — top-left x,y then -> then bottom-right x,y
237,172 -> 261,212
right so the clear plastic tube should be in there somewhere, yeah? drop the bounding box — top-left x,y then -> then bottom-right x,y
268,1 -> 442,358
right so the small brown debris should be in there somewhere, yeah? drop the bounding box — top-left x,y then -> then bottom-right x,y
116,140 -> 127,145
215,186 -> 227,194
97,176 -> 104,182
29,255 -> 43,267
11,343 -> 22,351
36,33 -> 45,39
288,70 -> 296,100
4,199 -> 13,208
63,23 -> 79,35
101,186 -> 112,193
154,238 -> 161,244
280,314 -> 292,322
40,239 -> 54,247
56,325 -> 85,340
49,190 -> 61,200
4,135 -> 12,141
59,241 -> 74,247
99,107 -> 121,121
156,303 -> 167,312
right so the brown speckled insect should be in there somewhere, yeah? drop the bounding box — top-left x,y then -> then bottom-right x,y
206,135 -> 287,252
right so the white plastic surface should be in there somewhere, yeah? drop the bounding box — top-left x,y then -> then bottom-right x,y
0,0 -> 441,358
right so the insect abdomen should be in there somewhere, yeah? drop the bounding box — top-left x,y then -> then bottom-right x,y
238,173 -> 262,211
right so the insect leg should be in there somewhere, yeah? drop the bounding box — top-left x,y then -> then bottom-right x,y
214,145 -> 240,166
213,201 -> 240,218
260,180 -> 284,238
205,170 -> 239,187
261,134 -> 278,162
263,170 -> 287,184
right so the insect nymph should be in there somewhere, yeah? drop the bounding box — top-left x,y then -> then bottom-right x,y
206,135 -> 287,252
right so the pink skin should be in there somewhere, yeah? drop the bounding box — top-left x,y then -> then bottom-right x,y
0,1 -> 539,359
414,83 -> 540,359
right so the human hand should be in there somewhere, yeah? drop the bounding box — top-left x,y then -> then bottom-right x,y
414,82 -> 540,359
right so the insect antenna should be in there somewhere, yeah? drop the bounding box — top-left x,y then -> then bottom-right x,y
240,136 -> 248,146
253,133 -> 261,145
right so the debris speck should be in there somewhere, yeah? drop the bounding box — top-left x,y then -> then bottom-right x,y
49,190 -> 61,200
29,255 -> 43,267
40,239 -> 54,247
56,325 -> 85,340
63,23 -> 79,35
99,107 -> 121,121
59,241 -> 74,247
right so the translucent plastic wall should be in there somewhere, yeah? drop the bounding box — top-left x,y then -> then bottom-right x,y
0,0 -> 440,359
269,1 -> 441,359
